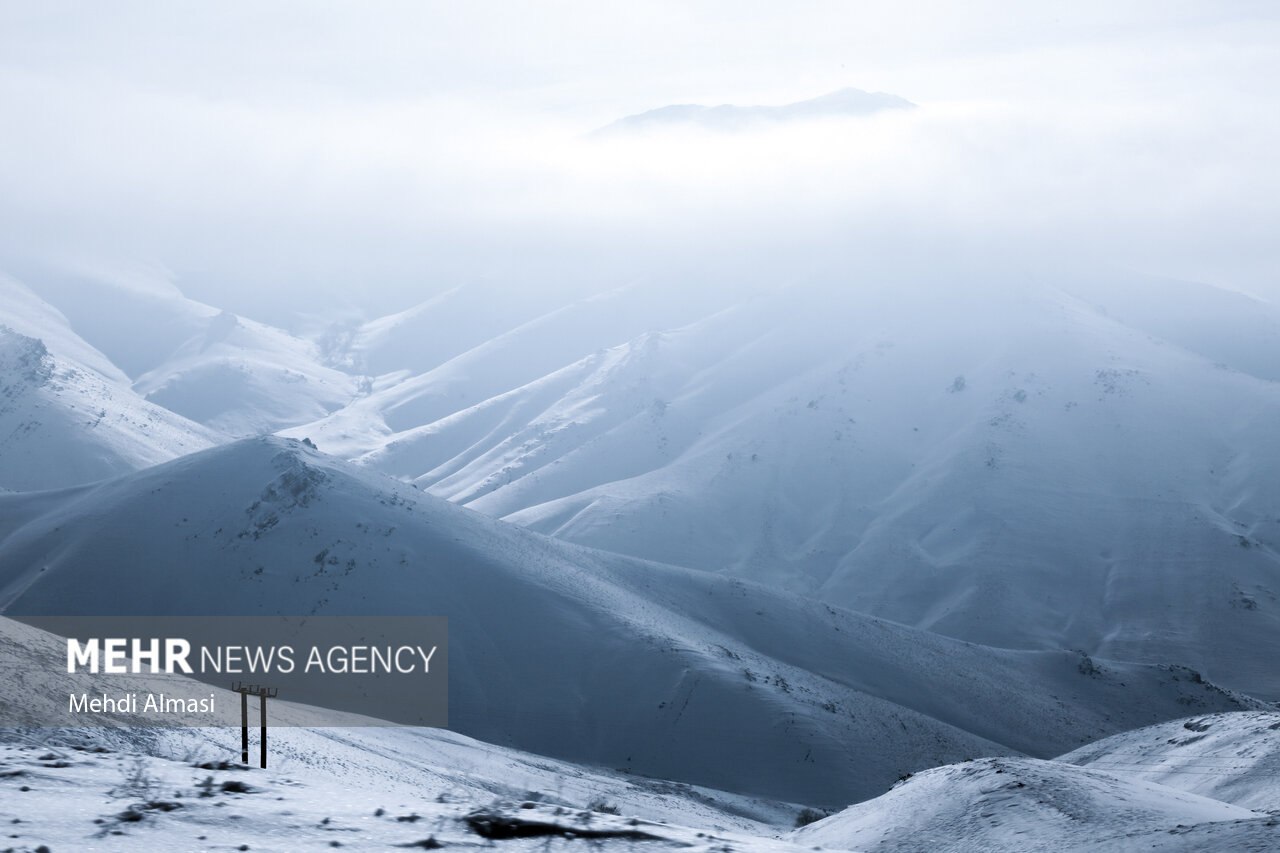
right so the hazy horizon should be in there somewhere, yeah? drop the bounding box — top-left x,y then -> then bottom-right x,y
1,2 -> 1277,324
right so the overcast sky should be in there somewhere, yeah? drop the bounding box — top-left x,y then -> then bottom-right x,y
1,1 -> 1277,319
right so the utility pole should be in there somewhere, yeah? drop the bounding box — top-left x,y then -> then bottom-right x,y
231,682 -> 279,768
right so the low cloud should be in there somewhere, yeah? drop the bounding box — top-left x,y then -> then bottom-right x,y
0,4 -> 1276,319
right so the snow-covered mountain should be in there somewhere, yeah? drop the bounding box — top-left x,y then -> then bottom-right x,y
303,283 -> 735,458
793,711 -> 1280,851
792,755 -> 1276,852
4,264 -> 1279,847
1061,710 -> 1280,813
290,274 -> 1280,699
0,275 -> 219,490
23,266 -> 1277,707
594,87 -> 915,135
17,271 -> 359,436
0,437 -> 1259,807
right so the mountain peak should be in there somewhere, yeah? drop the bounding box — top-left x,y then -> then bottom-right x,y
593,87 -> 914,136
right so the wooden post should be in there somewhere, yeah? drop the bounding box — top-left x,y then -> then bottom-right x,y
259,693 -> 268,769
231,683 -> 277,769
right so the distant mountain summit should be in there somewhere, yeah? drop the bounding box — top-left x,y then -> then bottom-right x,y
594,87 -> 914,135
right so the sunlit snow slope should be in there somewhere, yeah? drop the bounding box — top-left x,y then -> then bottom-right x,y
0,275 -> 218,490
18,271 -> 358,436
1061,711 -> 1280,813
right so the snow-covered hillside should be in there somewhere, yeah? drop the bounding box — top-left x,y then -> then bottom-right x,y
5,723 -> 1278,853
288,275 -> 1280,699
0,618 -> 807,845
0,738 -> 820,853
792,756 -> 1277,852
14,267 -> 1276,701
790,713 -> 1280,851
5,614 -> 1275,852
0,276 -> 218,490
0,437 -> 1260,808
1061,711 -> 1280,813
7,265 -> 1279,844
302,283 -> 734,458
17,272 -> 359,436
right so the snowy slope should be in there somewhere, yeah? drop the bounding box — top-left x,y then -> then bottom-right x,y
292,276 -> 1280,698
297,283 -> 731,458
792,756 -> 1273,852
323,282 -> 592,376
0,437 -> 1260,808
1060,274 -> 1280,384
131,308 -> 360,437
0,616 -> 806,840
0,737 -> 828,852
22,271 -> 359,436
13,626 -> 1271,853
0,611 -> 814,849
0,275 -> 219,490
1061,711 -> 1280,813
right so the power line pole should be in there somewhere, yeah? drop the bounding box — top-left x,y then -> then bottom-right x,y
232,682 -> 279,768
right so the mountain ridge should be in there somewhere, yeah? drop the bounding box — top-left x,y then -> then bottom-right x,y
0,435 -> 1261,806
289,275 -> 1280,698
593,87 -> 915,135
